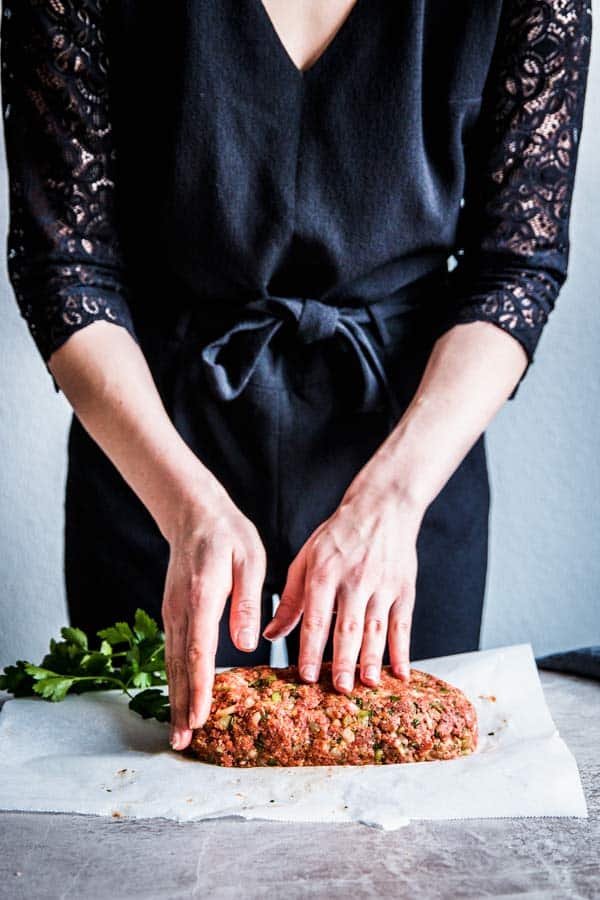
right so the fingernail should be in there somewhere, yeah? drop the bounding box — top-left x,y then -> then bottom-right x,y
262,623 -> 277,640
169,729 -> 181,749
335,672 -> 353,692
363,666 -> 379,683
300,665 -> 317,682
237,628 -> 257,651
401,667 -> 411,682
188,714 -> 201,730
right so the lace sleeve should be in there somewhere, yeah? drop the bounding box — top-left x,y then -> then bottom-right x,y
1,0 -> 139,393
446,0 -> 592,400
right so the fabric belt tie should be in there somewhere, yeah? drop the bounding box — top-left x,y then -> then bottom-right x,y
182,265 -> 448,426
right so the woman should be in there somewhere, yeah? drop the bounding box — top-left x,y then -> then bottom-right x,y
1,1 -> 591,751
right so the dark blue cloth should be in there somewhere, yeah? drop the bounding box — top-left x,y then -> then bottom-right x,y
536,647 -> 600,681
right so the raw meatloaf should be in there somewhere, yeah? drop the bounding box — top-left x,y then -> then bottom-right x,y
189,662 -> 478,767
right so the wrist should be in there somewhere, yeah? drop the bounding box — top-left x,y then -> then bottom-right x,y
343,426 -> 434,522
147,441 -> 229,545
341,466 -> 427,530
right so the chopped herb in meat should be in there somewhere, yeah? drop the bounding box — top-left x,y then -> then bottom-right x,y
250,674 -> 277,689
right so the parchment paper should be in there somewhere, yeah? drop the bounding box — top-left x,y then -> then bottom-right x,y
0,643 -> 587,830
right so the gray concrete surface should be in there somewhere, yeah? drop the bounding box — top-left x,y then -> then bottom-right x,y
0,669 -> 598,900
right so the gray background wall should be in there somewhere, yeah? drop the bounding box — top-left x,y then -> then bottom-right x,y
1,24 -> 598,669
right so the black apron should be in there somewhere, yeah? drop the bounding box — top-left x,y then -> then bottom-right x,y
65,263 -> 490,665
65,2 -> 493,664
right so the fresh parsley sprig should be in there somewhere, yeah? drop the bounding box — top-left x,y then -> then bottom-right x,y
0,609 -> 170,722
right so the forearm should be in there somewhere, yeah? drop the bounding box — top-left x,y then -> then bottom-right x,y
48,321 -> 226,540
345,320 -> 528,514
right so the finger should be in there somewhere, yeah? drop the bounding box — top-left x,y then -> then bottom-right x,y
163,599 -> 191,751
359,592 -> 392,686
331,585 -> 370,694
262,551 -> 306,640
229,540 -> 267,651
297,565 -> 337,683
186,607 -> 220,731
388,584 -> 416,681
188,559 -> 232,730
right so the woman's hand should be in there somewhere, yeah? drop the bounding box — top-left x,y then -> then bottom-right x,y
162,479 -> 267,750
262,317 -> 531,693
46,322 -> 268,751
262,481 -> 425,693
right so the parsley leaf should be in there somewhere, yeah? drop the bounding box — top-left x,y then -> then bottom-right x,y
32,676 -> 75,702
0,609 -> 171,724
128,688 -> 170,722
97,622 -> 135,647
0,660 -> 36,697
60,627 -> 88,651
133,608 -> 160,642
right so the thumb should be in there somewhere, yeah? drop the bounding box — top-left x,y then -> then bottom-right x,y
263,551 -> 306,640
229,545 -> 267,652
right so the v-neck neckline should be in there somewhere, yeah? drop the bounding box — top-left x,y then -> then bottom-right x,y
252,0 -> 367,79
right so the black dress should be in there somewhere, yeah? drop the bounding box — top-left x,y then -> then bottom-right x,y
1,1 -> 592,664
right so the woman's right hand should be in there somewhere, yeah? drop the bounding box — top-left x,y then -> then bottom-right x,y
161,479 -> 268,750
46,322 -> 267,751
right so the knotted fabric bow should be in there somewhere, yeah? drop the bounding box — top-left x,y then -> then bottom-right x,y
199,294 -> 405,421
181,266 -> 448,427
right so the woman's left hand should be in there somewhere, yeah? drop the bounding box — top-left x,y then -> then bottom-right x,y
262,478 -> 425,692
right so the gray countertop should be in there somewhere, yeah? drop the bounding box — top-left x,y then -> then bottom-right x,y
0,669 -> 598,900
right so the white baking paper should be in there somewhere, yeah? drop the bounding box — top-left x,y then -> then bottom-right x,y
0,643 -> 587,830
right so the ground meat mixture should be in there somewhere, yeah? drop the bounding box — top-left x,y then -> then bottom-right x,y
188,663 -> 478,767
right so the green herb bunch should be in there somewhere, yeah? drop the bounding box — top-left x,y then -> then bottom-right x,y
0,609 -> 170,722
